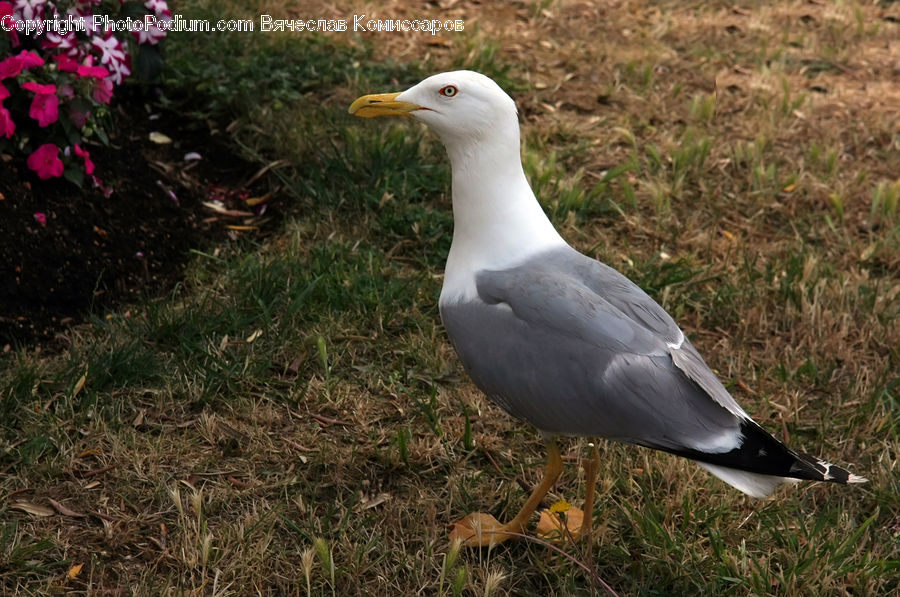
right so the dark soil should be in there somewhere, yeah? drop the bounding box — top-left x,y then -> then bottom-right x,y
0,89 -> 279,348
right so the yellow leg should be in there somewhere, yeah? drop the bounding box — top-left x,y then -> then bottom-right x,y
581,442 -> 600,543
450,440 -> 563,547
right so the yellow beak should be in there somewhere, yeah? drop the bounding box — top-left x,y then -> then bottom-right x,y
348,92 -> 422,118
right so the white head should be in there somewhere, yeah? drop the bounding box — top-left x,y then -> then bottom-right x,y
349,70 -> 519,153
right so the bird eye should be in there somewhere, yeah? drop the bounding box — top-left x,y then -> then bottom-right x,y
439,85 -> 458,97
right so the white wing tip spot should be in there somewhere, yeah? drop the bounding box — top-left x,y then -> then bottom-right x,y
666,330 -> 685,351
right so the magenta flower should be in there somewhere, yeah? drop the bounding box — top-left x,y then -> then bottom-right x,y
74,143 -> 95,175
33,212 -> 47,227
17,49 -> 44,69
0,105 -> 14,138
0,55 -> 23,80
0,82 -> 8,100
0,2 -> 19,47
54,53 -> 79,73
27,144 -> 64,179
92,77 -> 113,104
22,82 -> 59,127
77,63 -> 109,79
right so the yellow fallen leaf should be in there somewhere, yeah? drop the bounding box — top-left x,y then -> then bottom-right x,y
783,183 -> 796,192
537,506 -> 585,542
149,131 -> 172,144
246,329 -> 263,343
72,368 -> 87,398
68,563 -> 83,579
244,193 -> 271,207
226,224 -> 259,231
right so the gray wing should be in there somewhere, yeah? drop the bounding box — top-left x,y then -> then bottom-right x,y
440,247 -> 746,453
557,247 -> 750,420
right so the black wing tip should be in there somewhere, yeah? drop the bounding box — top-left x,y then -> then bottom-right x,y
792,452 -> 868,485
651,420 -> 867,486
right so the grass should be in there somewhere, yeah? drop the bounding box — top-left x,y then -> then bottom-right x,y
2,0 -> 899,594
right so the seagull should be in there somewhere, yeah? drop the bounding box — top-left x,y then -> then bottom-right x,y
349,70 -> 866,547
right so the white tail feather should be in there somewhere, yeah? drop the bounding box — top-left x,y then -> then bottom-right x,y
696,462 -> 797,498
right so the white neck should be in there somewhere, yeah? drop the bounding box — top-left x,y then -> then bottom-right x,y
439,127 -> 565,304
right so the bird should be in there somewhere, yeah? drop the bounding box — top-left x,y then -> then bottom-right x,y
349,70 -> 866,547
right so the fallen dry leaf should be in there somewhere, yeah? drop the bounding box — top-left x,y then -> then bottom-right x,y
244,193 -> 270,207
67,563 -> 83,579
201,201 -> 254,217
355,492 -> 390,511
49,497 -> 86,518
537,506 -> 585,542
10,500 -> 55,517
71,368 -> 87,398
448,512 -> 506,546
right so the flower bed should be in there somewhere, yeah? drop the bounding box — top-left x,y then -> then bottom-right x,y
1,0 -> 169,184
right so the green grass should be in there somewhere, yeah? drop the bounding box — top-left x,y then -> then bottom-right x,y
2,0 -> 899,594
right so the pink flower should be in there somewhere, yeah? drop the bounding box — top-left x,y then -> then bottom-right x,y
145,0 -> 168,13
0,56 -> 23,80
74,143 -> 94,175
0,105 -> 14,138
14,0 -> 45,21
22,81 -> 55,94
0,51 -> 42,79
22,81 -> 59,127
92,77 -> 113,104
54,53 -> 79,73
0,82 -> 8,100
33,212 -> 47,226
92,34 -> 131,84
43,30 -> 78,54
77,63 -> 108,79
91,34 -> 126,67
133,14 -> 169,45
106,58 -> 130,86
17,50 -> 43,69
27,144 -> 64,179
1,2 -> 20,47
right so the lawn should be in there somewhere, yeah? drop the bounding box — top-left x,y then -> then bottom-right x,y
1,0 -> 898,595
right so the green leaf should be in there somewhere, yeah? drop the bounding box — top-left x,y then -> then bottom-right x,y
63,166 -> 85,188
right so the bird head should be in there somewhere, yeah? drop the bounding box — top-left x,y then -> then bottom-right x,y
349,70 -> 518,147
